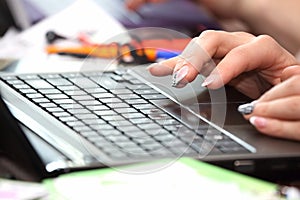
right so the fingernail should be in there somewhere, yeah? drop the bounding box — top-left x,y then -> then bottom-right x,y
249,116 -> 267,128
147,62 -> 160,70
172,65 -> 189,87
237,101 -> 257,115
175,59 -> 187,69
201,76 -> 214,87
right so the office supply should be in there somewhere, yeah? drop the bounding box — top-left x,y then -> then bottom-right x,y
0,0 -> 126,73
46,44 -> 181,63
42,158 -> 281,199
1,64 -> 300,183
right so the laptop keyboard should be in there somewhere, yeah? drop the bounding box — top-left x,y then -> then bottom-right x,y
0,70 -> 250,160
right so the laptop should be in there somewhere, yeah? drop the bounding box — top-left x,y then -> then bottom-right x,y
1,62 -> 300,183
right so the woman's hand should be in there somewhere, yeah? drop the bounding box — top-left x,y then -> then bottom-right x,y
244,71 -> 300,141
148,30 -> 298,99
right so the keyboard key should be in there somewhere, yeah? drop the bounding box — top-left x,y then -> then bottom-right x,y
39,102 -> 57,108
71,95 -> 95,101
18,74 -> 39,80
46,107 -> 64,113
93,110 -> 117,116
60,104 -> 83,109
39,89 -> 61,94
68,109 -> 90,115
141,94 -> 167,100
26,93 -> 43,99
122,113 -> 145,119
133,89 -> 160,95
100,98 -> 122,104
92,93 -> 114,99
91,76 -> 125,89
25,79 -> 54,89
106,103 -> 129,108
82,118 -> 106,125
32,98 -> 50,103
114,108 -> 137,113
64,90 -> 87,96
46,94 -> 68,99
84,88 -> 107,94
39,74 -> 61,79
59,116 -> 77,122
19,89 -> 37,94
57,85 -> 80,91
110,89 -> 132,95
117,94 -> 140,100
124,99 -> 147,105
75,113 -> 98,120
46,78 -> 73,86
86,105 -> 109,111
68,77 -> 99,88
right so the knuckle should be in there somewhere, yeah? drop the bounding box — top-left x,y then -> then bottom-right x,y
228,45 -> 249,60
198,30 -> 224,41
232,31 -> 254,39
254,34 -> 277,47
198,30 -> 217,39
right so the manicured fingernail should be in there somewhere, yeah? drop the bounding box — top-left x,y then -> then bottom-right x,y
175,59 -> 187,69
147,62 -> 161,70
201,75 -> 214,87
249,116 -> 267,128
238,101 -> 257,115
172,65 -> 189,87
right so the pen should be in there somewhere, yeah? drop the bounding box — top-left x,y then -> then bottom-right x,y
46,45 -> 180,62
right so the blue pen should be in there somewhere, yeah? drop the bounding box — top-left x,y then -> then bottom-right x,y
144,49 -> 180,61
156,50 -> 180,59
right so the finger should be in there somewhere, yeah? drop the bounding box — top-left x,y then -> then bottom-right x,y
179,31 -> 253,73
249,116 -> 300,141
147,56 -> 178,76
259,74 -> 300,102
281,65 -> 300,81
196,30 -> 254,59
173,31 -> 254,86
204,35 -> 296,89
246,96 -> 300,120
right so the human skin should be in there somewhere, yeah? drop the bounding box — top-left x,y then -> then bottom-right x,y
148,30 -> 300,141
125,0 -> 300,54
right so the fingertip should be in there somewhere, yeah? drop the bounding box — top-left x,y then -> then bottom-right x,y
201,73 -> 225,89
147,62 -> 173,76
249,116 -> 267,129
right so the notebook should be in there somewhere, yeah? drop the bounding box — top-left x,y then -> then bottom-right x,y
0,65 -> 300,182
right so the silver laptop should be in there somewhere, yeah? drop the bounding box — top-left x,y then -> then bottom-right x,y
1,63 -> 300,182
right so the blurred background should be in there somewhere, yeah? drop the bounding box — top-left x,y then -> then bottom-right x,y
0,0 -> 220,37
